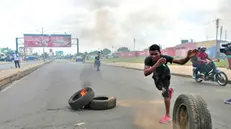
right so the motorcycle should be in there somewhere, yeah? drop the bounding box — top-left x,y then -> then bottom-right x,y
192,60 -> 228,86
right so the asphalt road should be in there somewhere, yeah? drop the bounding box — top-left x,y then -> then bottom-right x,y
0,61 -> 41,70
0,60 -> 230,129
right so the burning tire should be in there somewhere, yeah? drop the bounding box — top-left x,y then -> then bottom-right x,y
85,96 -> 116,110
172,94 -> 212,129
68,87 -> 95,110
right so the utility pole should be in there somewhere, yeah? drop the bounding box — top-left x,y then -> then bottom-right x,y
225,30 -> 227,41
220,26 -> 223,42
215,18 -> 220,59
76,38 -> 79,55
133,38 -> 136,51
16,38 -> 18,52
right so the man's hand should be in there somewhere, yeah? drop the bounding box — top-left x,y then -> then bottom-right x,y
144,58 -> 166,76
187,49 -> 198,59
156,58 -> 166,66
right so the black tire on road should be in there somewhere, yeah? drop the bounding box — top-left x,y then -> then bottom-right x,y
195,95 -> 212,129
68,87 -> 95,110
85,96 -> 116,110
173,94 -> 201,129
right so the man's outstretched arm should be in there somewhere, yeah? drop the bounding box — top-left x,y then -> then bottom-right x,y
172,49 -> 198,65
172,57 -> 191,65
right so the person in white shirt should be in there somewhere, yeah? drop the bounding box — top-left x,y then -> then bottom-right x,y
13,51 -> 20,68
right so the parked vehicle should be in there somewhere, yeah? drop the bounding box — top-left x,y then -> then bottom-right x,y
0,53 -> 7,61
76,56 -> 83,62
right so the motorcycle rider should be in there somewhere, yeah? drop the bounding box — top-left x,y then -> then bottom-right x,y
194,46 -> 212,80
191,47 -> 201,78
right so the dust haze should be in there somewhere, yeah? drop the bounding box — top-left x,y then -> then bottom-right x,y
59,0 -> 182,49
133,102 -> 172,129
79,64 -> 102,88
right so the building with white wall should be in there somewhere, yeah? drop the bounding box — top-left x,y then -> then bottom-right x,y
19,47 -> 34,56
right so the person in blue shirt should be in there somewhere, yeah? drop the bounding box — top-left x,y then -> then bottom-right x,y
13,51 -> 20,68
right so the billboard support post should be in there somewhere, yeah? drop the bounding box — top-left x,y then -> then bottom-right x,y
16,38 -> 18,52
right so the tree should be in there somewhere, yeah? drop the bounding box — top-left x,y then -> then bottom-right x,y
1,47 -> 14,56
41,52 -> 49,58
32,52 -> 39,56
117,47 -> 130,52
102,48 -> 111,55
76,52 -> 84,56
89,50 -> 99,55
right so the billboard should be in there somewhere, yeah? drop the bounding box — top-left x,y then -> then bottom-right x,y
24,34 -> 72,47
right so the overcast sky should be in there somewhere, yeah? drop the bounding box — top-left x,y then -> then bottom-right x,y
0,0 -> 231,54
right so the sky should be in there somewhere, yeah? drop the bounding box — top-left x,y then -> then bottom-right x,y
0,0 -> 231,55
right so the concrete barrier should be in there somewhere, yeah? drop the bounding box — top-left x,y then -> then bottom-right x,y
0,61 -> 52,89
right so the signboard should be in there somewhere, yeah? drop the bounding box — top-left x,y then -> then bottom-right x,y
181,40 -> 189,44
24,34 -> 71,47
56,51 -> 64,55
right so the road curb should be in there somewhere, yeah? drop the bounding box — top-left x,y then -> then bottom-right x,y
0,61 -> 52,89
101,63 -> 231,84
0,62 -> 11,65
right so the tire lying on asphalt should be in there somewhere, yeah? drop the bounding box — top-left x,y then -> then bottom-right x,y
85,96 -> 116,110
68,87 -> 95,110
195,95 -> 212,129
172,94 -> 212,129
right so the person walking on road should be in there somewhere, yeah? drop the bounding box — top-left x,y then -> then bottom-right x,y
143,44 -> 198,123
94,51 -> 101,71
13,51 -> 20,68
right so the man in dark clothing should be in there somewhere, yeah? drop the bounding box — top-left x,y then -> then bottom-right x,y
94,52 -> 101,71
144,44 -> 198,123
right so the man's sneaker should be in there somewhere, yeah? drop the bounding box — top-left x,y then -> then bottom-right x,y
160,116 -> 172,123
224,98 -> 231,104
169,88 -> 174,99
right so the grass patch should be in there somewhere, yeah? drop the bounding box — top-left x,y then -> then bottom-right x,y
87,57 -> 229,68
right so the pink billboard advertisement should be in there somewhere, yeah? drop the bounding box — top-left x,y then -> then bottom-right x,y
23,34 -> 72,47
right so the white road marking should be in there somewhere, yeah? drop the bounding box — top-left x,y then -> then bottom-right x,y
0,84 -> 13,92
74,122 -> 86,126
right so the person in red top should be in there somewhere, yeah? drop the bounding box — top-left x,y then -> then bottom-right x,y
197,47 -> 211,63
194,46 -> 212,80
